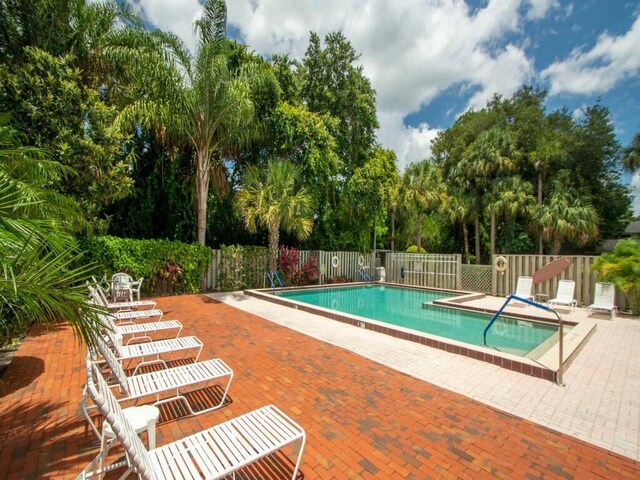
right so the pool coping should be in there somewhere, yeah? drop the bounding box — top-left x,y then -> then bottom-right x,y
245,282 -> 596,383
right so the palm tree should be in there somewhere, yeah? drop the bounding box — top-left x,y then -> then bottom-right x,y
402,160 -> 446,252
441,190 -> 473,263
529,134 -> 565,254
236,159 -> 314,273
485,176 -> 533,254
533,175 -> 599,254
622,132 -> 640,171
112,0 -> 270,245
465,127 -> 519,256
0,116 -> 104,345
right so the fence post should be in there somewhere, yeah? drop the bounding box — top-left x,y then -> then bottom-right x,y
456,254 -> 462,290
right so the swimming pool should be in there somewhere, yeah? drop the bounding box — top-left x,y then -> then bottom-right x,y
275,285 -> 560,357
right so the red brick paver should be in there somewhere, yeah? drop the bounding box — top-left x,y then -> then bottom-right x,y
1,294 -> 639,479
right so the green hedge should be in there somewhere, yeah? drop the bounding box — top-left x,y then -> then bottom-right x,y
80,236 -> 212,295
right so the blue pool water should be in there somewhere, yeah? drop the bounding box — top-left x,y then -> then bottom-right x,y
275,285 -> 560,356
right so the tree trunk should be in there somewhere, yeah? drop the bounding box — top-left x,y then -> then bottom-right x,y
490,210 -> 496,255
475,218 -> 481,265
416,211 -> 422,251
391,211 -> 396,252
538,235 -> 544,255
196,149 -> 211,246
538,172 -> 543,255
463,223 -> 470,264
550,236 -> 562,255
268,223 -> 280,273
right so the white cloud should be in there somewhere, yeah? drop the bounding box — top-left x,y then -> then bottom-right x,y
526,0 -> 560,20
541,16 -> 640,95
131,0 -> 536,170
129,0 -> 203,51
377,112 -> 441,170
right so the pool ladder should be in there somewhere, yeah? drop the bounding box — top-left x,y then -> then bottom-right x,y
483,295 -> 565,386
358,268 -> 372,282
264,271 -> 283,289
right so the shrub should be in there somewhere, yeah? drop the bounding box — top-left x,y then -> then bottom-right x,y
277,246 -> 300,284
593,237 -> 640,314
217,245 -> 268,291
80,236 -> 212,295
292,253 -> 320,286
406,245 -> 427,254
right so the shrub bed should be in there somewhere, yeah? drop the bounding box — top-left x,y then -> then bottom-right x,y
81,236 -> 212,295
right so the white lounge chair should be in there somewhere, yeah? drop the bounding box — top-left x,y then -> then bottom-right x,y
588,282 -> 617,319
90,280 -> 156,311
88,333 -> 233,416
79,363 -> 305,480
99,312 -> 182,344
548,280 -> 577,312
101,327 -> 203,375
513,276 -> 534,303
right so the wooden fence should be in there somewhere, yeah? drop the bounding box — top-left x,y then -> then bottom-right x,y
203,248 -> 626,310
492,254 -> 627,309
203,248 -> 375,290
384,253 -> 461,290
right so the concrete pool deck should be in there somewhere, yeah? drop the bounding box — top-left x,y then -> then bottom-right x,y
214,290 -> 640,461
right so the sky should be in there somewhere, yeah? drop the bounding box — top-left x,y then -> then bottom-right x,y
128,0 -> 640,207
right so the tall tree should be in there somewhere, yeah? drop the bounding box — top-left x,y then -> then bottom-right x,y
402,161 -> 446,252
236,159 -> 313,273
113,0 -> 273,245
0,47 -> 135,229
533,174 -> 599,254
622,132 -> 640,171
343,148 -> 398,251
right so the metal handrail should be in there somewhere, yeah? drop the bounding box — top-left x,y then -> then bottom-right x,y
264,272 -> 275,288
483,295 -> 565,386
359,268 -> 372,282
264,271 -> 284,289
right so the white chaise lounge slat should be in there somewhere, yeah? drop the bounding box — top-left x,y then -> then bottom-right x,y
81,365 -> 305,480
102,313 -> 183,344
113,308 -> 164,322
95,334 -> 233,415
104,330 -> 203,375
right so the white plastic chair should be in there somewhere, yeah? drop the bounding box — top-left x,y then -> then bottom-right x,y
513,276 -> 534,304
79,363 -> 305,480
588,282 -> 617,319
90,279 -> 156,311
548,280 -> 577,312
130,277 -> 144,301
112,272 -> 133,302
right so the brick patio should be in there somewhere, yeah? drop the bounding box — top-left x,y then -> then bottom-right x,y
1,294 -> 639,479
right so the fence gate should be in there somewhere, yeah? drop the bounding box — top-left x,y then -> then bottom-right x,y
461,264 -> 492,293
384,253 -> 461,290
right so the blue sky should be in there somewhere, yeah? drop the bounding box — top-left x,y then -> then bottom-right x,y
132,0 -> 639,197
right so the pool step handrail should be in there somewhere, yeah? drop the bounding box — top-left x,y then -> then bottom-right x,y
359,268 -> 372,282
484,294 -> 565,386
264,272 -> 275,289
264,271 -> 284,289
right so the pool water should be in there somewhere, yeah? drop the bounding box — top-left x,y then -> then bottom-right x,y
276,285 -> 560,357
